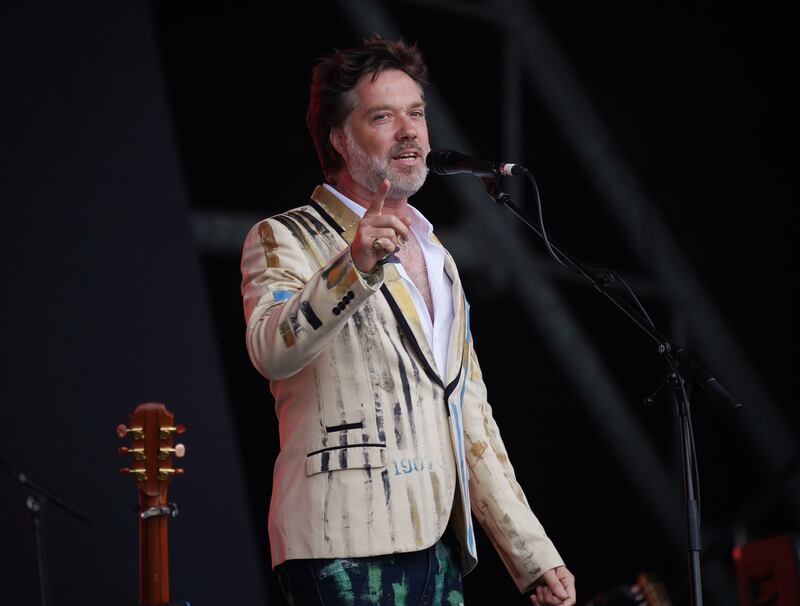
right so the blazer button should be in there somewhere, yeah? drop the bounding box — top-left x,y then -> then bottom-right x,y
346,291 -> 355,300
337,301 -> 346,310
332,307 -> 340,315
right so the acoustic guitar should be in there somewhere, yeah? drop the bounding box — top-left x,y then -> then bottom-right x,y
118,402 -> 189,606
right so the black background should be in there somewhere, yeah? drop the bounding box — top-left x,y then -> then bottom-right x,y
2,2 -> 797,605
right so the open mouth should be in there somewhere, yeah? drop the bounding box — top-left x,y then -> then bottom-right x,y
392,148 -> 421,161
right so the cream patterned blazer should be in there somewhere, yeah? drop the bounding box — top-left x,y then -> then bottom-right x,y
240,186 -> 563,592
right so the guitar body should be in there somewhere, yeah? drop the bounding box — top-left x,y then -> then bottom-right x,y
118,403 -> 187,606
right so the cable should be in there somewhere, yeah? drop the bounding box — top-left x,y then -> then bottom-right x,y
524,169 -> 578,272
522,169 -> 657,329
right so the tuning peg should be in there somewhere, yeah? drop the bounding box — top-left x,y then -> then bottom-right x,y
157,444 -> 186,460
158,425 -> 186,439
116,424 -> 143,440
157,468 -> 184,481
119,467 -> 146,481
118,446 -> 145,460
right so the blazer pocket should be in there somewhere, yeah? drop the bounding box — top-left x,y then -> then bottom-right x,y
305,442 -> 387,476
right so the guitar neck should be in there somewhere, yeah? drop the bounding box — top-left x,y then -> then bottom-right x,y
139,502 -> 171,606
118,402 -> 186,606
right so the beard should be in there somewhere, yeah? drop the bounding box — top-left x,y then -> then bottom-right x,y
343,128 -> 429,199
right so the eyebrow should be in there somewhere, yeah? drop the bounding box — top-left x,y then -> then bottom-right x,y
365,101 -> 427,115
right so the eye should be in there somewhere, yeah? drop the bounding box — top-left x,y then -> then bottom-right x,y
372,112 -> 390,122
410,109 -> 425,118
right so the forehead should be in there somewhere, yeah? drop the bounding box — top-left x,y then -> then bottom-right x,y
351,68 -> 424,112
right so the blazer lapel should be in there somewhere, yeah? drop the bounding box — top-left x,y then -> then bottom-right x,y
310,185 -> 360,242
380,265 -> 442,387
442,247 -> 468,393
310,186 -> 443,388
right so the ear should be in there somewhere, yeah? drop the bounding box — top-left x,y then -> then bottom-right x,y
330,127 -> 346,160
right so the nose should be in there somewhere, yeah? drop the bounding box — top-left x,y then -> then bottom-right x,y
396,114 -> 418,141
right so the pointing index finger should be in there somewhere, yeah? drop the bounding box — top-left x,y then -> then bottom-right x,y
364,179 -> 391,216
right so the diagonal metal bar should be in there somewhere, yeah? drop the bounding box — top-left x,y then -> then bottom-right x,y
503,0 -> 799,515
338,0 -> 692,566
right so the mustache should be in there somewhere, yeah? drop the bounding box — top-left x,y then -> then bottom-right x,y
387,142 -> 424,157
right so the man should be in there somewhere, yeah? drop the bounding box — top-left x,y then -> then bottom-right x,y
240,35 -> 576,605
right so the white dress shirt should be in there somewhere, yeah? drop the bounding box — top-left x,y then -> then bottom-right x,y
323,184 -> 454,378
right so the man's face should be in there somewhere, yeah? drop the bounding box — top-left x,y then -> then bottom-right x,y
337,68 -> 430,199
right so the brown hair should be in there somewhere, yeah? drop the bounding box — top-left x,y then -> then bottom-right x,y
306,35 -> 429,182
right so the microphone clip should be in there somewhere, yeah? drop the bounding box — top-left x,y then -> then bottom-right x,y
481,173 -> 512,206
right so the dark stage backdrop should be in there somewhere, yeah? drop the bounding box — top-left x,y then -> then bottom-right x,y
0,2 -> 266,605
2,2 -> 797,606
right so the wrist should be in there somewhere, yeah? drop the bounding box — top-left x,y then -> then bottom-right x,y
351,250 -> 384,287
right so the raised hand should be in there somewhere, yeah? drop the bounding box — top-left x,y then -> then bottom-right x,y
350,179 -> 411,273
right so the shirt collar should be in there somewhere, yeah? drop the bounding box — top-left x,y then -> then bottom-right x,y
322,183 -> 435,244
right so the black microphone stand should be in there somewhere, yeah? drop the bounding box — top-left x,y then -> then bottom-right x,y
477,170 -> 743,606
0,454 -> 92,606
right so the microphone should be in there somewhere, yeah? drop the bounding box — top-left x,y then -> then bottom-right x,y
426,148 -> 527,178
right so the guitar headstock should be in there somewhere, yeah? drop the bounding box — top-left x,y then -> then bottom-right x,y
117,403 -> 186,508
